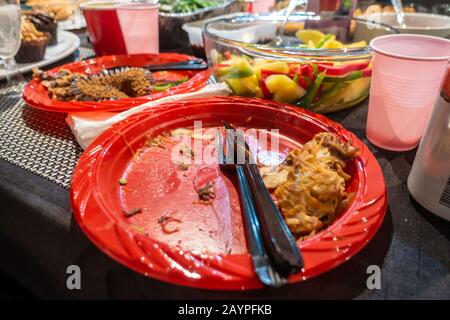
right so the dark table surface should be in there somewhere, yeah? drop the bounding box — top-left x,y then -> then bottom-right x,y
0,33 -> 449,300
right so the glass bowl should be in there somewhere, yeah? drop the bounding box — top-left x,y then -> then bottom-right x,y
204,13 -> 397,113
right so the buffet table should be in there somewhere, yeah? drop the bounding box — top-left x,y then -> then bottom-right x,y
0,34 -> 449,300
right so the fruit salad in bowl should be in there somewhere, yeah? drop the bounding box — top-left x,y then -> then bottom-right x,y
204,13 -> 389,113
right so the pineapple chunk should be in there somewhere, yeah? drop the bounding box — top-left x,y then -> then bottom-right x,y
341,77 -> 371,102
226,78 -> 248,96
343,40 -> 368,48
265,74 -> 306,104
254,88 -> 264,98
226,74 -> 261,97
218,59 -> 254,79
318,77 -> 371,107
323,39 -> 344,49
295,29 -> 326,46
253,61 -> 289,80
307,40 -> 316,48
241,75 -> 261,95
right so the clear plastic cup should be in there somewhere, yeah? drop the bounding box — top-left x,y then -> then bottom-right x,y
116,2 -> 159,54
366,34 -> 450,151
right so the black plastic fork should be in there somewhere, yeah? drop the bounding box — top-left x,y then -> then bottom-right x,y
104,59 -> 208,74
217,130 -> 286,288
222,121 -> 304,277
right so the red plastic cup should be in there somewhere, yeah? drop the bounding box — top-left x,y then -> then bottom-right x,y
320,0 -> 340,11
81,1 -> 125,56
81,1 -> 159,56
366,34 -> 450,151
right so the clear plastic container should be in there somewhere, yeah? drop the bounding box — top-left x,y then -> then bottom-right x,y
204,13 -> 397,113
182,12 -> 248,59
159,0 -> 235,50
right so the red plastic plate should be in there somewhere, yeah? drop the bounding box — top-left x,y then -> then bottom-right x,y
22,53 -> 212,113
71,96 -> 387,290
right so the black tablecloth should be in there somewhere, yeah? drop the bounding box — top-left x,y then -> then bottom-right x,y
0,100 -> 449,299
0,36 -> 449,299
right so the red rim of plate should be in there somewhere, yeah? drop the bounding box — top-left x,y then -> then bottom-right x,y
70,96 -> 387,290
22,53 -> 212,113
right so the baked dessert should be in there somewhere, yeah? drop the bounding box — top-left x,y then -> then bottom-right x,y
34,67 -> 155,101
70,68 -> 155,101
26,0 -> 80,21
24,11 -> 58,45
15,17 -> 50,63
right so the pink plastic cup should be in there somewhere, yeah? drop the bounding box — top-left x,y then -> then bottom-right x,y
366,34 -> 450,151
250,0 -> 275,13
115,2 -> 159,54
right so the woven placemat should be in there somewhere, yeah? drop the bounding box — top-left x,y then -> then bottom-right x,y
0,46 -> 214,189
0,47 -> 94,189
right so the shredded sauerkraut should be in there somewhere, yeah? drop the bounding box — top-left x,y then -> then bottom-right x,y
261,132 -> 360,238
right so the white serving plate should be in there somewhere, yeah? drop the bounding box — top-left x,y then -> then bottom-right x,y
0,30 -> 80,80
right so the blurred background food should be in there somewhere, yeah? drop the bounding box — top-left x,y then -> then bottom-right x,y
15,16 -> 50,63
353,1 -> 450,38
159,0 -> 240,51
353,3 -> 416,16
25,0 -> 86,21
159,0 -> 221,13
22,10 -> 58,45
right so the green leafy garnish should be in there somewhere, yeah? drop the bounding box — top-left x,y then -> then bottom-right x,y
159,0 -> 219,13
152,77 -> 189,92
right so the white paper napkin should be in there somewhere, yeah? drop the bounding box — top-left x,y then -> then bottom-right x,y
66,83 -> 231,149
